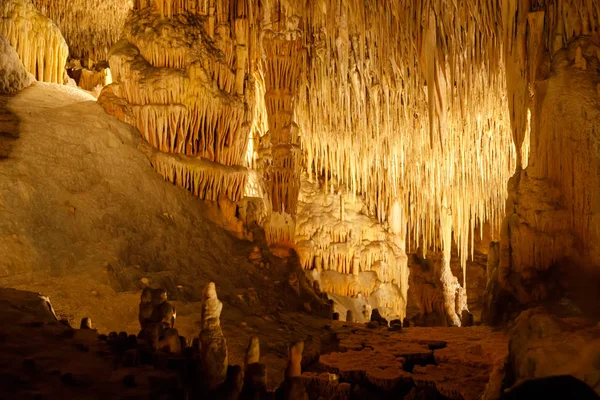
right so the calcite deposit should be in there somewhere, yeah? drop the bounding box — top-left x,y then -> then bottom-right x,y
297,175 -> 409,321
99,0 -> 260,203
486,1 -> 600,319
0,34 -> 33,94
31,0 -> 132,62
199,282 -> 228,390
0,0 -> 68,83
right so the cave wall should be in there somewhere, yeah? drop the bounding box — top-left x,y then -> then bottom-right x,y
486,1 -> 600,322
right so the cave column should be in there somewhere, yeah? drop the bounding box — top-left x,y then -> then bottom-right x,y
260,17 -> 304,248
438,203 -> 462,326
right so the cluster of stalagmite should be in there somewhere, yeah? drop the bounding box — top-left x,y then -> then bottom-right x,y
0,0 -> 68,83
297,175 -> 408,321
30,0 -> 132,63
486,0 -> 600,319
99,0 -> 260,202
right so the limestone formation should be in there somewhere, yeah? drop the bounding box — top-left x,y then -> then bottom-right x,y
199,282 -> 228,390
0,0 -> 68,83
137,287 -> 177,351
0,34 -> 33,94
257,6 -> 304,247
487,1 -> 600,318
31,0 -> 131,63
244,335 -> 260,367
506,308 -> 600,394
99,0 -> 260,203
345,310 -> 354,323
80,317 -> 92,329
285,340 -> 304,378
242,335 -> 269,398
297,176 -> 409,321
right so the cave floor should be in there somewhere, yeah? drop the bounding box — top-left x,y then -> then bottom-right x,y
0,287 -> 509,399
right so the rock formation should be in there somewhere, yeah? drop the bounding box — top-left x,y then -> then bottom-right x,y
0,0 -> 68,83
297,175 -> 409,322
31,0 -> 131,63
256,3 -> 304,248
138,287 -> 177,351
199,282 -> 228,390
505,307 -> 600,394
486,0 -> 600,322
242,335 -> 269,398
0,34 -> 33,94
99,0 -> 260,204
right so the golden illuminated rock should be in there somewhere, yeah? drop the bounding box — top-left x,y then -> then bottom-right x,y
31,0 -> 132,62
99,1 -> 259,202
0,0 -> 68,83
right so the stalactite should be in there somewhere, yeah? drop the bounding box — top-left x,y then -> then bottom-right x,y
151,148 -> 248,202
0,0 -> 68,83
99,0 -> 260,203
259,25 -> 304,246
287,0 -> 516,272
78,68 -> 112,91
31,0 -> 132,62
296,175 -> 409,321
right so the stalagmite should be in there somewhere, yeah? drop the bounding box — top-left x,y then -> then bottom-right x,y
285,340 -> 304,378
0,0 -> 68,83
99,0 -> 260,203
199,282 -> 228,390
244,335 -> 260,367
242,335 -> 269,398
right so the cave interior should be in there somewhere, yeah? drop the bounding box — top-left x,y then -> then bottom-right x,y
0,0 -> 600,399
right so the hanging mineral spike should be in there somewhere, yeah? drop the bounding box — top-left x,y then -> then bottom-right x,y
0,0 -> 68,84
98,0 -> 260,203
259,16 -> 304,246
31,0 -> 132,63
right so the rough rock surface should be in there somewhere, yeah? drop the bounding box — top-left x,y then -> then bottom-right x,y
506,307 -> 600,395
0,288 -> 183,399
317,322 -> 508,399
0,34 -> 33,95
0,83 -> 325,389
297,175 -> 409,322
487,17 -> 600,322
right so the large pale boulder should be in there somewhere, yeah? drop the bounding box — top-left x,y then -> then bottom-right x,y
0,34 -> 33,94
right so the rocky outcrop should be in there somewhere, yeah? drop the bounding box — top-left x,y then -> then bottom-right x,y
0,34 -> 33,95
99,1 -> 259,203
0,0 -> 68,83
505,307 -> 600,395
487,30 -> 600,320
